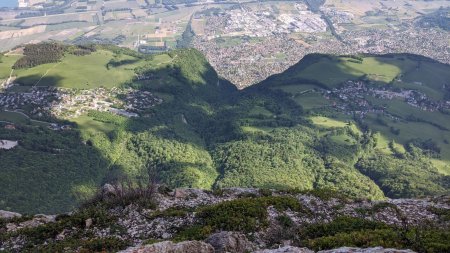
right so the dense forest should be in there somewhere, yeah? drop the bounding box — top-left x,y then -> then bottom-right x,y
0,45 -> 449,213
12,43 -> 97,69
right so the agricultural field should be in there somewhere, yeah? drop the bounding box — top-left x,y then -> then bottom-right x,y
0,0 -> 205,52
324,0 -> 448,26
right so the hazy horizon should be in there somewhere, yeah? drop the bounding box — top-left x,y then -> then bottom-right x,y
1,0 -> 18,8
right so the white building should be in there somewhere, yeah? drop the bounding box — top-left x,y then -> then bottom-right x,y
0,140 -> 18,150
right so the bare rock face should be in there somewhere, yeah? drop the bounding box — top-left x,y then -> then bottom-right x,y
102,183 -> 119,196
206,231 -> 255,253
85,218 -> 93,229
119,240 -> 215,253
0,210 -> 21,219
317,247 -> 417,253
6,214 -> 56,232
253,246 -> 314,253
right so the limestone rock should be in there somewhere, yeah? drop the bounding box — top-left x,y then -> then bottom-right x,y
172,188 -> 207,199
173,188 -> 189,198
119,240 -> 214,253
102,183 -> 118,196
33,214 -> 56,223
85,218 -> 93,229
6,214 -> 56,232
0,210 -> 21,219
317,247 -> 416,253
173,241 -> 215,253
206,231 -> 255,253
253,246 -> 314,253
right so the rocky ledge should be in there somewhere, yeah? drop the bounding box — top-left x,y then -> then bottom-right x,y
1,187 -> 449,252
119,241 -> 416,253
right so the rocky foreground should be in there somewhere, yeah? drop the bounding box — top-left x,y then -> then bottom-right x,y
1,187 -> 449,252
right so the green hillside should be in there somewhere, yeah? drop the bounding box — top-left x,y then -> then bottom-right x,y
0,45 -> 448,213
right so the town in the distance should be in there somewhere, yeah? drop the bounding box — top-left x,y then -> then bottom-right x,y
1,0 -> 449,88
1,0 -> 448,119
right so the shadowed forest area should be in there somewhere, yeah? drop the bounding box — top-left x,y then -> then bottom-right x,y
0,45 -> 449,213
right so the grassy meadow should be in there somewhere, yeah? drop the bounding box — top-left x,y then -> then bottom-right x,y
13,50 -> 143,88
0,54 -> 20,80
272,54 -> 444,89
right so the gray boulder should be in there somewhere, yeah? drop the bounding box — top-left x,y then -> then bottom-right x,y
102,183 -> 119,196
206,231 -> 255,253
119,240 -> 214,253
317,247 -> 416,253
6,214 -> 57,232
0,210 -> 21,219
253,246 -> 314,253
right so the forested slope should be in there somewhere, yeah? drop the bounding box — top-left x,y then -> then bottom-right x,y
0,45 -> 448,213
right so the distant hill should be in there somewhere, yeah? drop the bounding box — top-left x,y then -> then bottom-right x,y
416,7 -> 450,31
0,45 -> 449,214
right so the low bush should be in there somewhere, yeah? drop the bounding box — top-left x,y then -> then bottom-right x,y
299,216 -> 450,253
172,196 -> 309,241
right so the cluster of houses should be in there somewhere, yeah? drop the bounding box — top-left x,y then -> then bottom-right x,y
0,86 -> 163,121
323,80 -> 450,118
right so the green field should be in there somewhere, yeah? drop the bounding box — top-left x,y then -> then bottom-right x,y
367,98 -> 450,130
0,46 -> 177,89
399,61 -> 450,100
272,54 -> 444,90
0,110 -> 50,127
0,55 -> 20,80
294,92 -> 331,110
248,106 -> 274,117
71,115 -> 118,134
13,50 -> 145,88
364,113 -> 450,162
274,84 -> 320,94
303,56 -> 408,87
372,132 -> 406,156
310,116 -> 349,128
0,110 -> 30,124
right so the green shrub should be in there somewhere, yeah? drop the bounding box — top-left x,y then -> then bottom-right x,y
300,216 -> 390,239
197,196 -> 309,233
146,206 -> 189,219
299,216 -> 450,253
4,206 -> 117,247
306,229 -> 403,251
277,215 -> 294,228
172,196 -> 309,241
174,225 -> 213,241
427,207 -> 450,222
32,237 -> 130,253
198,198 -> 268,232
